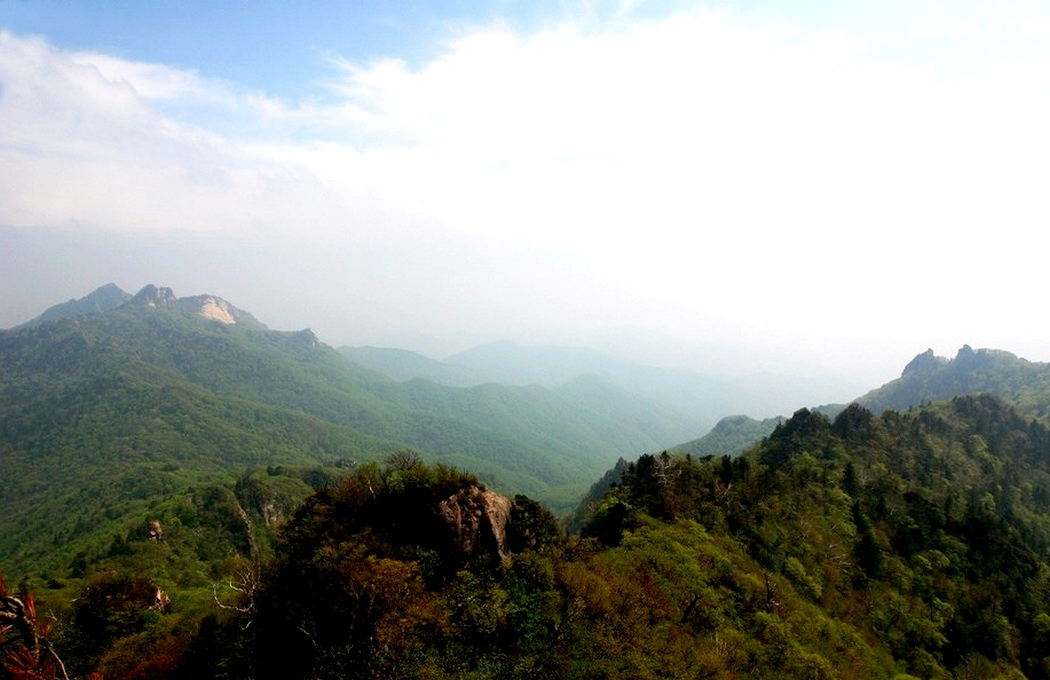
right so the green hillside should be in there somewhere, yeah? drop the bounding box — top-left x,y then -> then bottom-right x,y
13,394 -> 1050,679
0,284 -> 706,575
858,345 -> 1050,418
674,413 -> 786,457
669,345 -> 1050,462
15,283 -> 131,329
10,287 -> 1050,679
575,395 -> 1050,679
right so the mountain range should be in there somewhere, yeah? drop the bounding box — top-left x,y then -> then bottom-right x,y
5,283 -> 1050,573
857,344 -> 1050,417
0,283 -> 711,574
6,284 -> 1050,678
340,340 -> 860,431
673,344 -> 1050,459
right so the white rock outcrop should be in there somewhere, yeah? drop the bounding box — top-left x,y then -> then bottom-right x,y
198,296 -> 237,324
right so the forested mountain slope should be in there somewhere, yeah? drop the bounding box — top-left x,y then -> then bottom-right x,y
858,345 -> 1050,417
670,345 -> 1050,461
575,394 -> 1050,679
0,284 -> 703,575
673,413 -> 786,457
15,282 -> 132,329
22,393 -> 1050,679
11,285 -> 1050,679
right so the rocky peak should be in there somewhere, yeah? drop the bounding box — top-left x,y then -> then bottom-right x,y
439,486 -> 512,560
902,348 -> 945,377
130,284 -> 177,309
124,287 -> 247,325
295,329 -> 320,346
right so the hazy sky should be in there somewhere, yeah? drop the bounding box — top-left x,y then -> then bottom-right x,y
2,0 -> 1050,387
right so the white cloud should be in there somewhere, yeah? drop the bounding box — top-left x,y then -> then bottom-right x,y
68,51 -> 208,101
3,8 -> 1050,377
295,8 -> 1050,323
0,30 -> 400,241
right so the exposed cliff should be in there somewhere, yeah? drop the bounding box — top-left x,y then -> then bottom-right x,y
439,485 -> 512,560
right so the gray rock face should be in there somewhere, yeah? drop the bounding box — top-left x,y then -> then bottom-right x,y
901,348 -> 944,377
130,284 -> 177,308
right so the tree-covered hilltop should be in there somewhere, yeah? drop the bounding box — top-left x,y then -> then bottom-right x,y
15,393 -> 1050,679
583,394 -> 1050,679
13,283 -> 132,330
673,413 -> 786,457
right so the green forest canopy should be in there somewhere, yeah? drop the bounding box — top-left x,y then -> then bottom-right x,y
7,394 -> 1050,679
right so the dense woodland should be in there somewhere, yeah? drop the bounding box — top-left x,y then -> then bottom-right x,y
7,289 -> 1050,678
2,394 -> 1050,678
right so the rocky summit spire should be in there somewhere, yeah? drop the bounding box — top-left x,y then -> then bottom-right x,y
901,348 -> 945,377
129,284 -> 177,308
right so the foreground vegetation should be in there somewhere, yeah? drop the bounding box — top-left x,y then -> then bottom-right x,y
5,393 -> 1050,678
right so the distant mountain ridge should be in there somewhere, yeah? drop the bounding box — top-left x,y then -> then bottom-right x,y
14,283 -> 258,330
340,340 -> 856,433
15,282 -> 131,328
857,344 -> 1050,417
670,345 -> 1050,461
339,345 -> 482,387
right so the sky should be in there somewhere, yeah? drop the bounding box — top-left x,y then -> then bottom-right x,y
2,0 -> 1050,391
